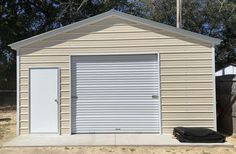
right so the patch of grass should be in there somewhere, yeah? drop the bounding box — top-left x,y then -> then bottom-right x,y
0,125 -> 7,139
122,147 -> 126,151
0,118 -> 11,122
130,148 -> 135,152
64,146 -> 69,150
202,151 -> 211,154
0,106 -> 16,111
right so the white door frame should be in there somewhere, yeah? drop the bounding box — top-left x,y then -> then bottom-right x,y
29,67 -> 60,134
69,52 -> 161,134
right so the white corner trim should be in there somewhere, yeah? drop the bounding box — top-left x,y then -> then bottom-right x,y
69,55 -> 72,135
16,49 -> 20,136
157,53 -> 162,134
211,46 -> 217,131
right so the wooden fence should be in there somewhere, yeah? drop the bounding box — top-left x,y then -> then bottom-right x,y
0,72 -> 16,107
216,75 -> 236,135
0,90 -> 16,106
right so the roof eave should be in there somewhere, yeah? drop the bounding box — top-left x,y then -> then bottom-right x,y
8,9 -> 117,51
111,11 -> 222,46
9,9 -> 222,50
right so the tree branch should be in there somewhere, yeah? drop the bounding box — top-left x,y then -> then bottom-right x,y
76,0 -> 88,13
218,0 -> 225,13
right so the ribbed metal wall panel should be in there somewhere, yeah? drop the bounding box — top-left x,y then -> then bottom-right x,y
71,54 -> 160,133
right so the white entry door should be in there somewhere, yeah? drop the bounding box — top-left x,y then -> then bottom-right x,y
30,68 -> 59,134
71,54 -> 160,134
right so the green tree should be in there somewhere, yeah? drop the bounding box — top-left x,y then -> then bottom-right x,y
0,0 -> 60,90
130,0 -> 236,69
55,0 -> 130,25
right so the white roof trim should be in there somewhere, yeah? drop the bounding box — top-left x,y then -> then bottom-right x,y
9,9 -> 222,50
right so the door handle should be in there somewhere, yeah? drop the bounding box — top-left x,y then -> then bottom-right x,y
54,99 -> 59,104
72,96 -> 78,99
152,95 -> 159,99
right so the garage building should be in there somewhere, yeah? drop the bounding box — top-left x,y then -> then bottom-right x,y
9,10 -> 221,136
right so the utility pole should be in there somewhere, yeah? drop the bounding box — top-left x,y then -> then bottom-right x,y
176,0 -> 182,28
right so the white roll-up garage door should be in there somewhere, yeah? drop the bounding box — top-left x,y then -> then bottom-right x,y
71,54 -> 160,133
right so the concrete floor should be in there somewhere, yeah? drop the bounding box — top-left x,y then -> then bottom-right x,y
3,134 -> 233,147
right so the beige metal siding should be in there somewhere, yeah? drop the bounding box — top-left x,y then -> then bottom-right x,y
160,52 -> 214,133
18,17 -> 214,135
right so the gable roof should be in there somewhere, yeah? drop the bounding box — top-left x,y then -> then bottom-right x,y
9,9 -> 222,50
216,64 -> 236,76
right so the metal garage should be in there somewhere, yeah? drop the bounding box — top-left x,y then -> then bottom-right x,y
9,10 -> 221,137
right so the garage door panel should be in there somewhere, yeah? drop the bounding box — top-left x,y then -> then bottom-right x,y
72,118 -> 160,121
72,100 -> 159,104
72,110 -> 158,113
73,90 -> 157,93
73,129 -> 159,133
73,96 -> 156,100
75,81 -> 158,85
73,76 -> 158,79
74,84 -> 158,87
71,54 -> 160,133
71,125 -> 160,129
71,123 -> 159,127
75,66 -> 157,70
72,105 -> 159,109
72,87 -> 157,90
72,115 -> 159,118
73,73 -> 157,77
75,68 -> 157,72
74,55 -> 157,62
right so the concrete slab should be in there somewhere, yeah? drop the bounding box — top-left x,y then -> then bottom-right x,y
3,134 -> 233,147
115,134 -> 179,145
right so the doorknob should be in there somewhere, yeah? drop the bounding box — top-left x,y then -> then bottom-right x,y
71,96 -> 78,99
54,99 -> 59,104
152,95 -> 159,99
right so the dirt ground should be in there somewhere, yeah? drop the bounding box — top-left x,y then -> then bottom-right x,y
1,108 -> 236,154
0,107 -> 16,145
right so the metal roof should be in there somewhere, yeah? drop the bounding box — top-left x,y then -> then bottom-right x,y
9,9 -> 222,50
